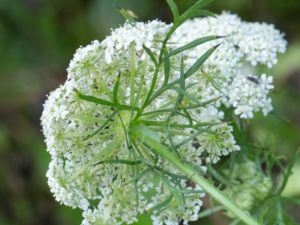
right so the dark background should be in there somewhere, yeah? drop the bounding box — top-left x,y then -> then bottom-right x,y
0,0 -> 300,224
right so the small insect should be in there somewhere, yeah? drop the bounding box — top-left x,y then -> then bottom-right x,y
233,44 -> 239,50
115,5 -> 138,22
247,76 -> 260,84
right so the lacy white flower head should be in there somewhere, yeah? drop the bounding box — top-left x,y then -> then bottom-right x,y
41,20 -> 213,225
172,12 -> 287,119
41,3 -> 286,225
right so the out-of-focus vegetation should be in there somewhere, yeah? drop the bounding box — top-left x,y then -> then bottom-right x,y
0,0 -> 299,225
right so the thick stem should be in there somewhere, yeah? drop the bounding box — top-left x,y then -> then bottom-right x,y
133,126 -> 261,225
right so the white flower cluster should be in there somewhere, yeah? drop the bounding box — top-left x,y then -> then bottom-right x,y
42,21 -> 206,225
102,20 -> 171,63
191,124 -> 241,164
149,186 -> 204,225
172,12 -> 287,118
226,74 -> 274,118
223,160 -> 272,214
41,13 -> 286,225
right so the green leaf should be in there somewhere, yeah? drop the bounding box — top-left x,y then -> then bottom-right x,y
180,0 -> 213,21
184,44 -> 220,79
139,119 -> 167,127
182,108 -> 193,125
179,56 -> 185,91
141,159 -> 188,180
141,108 -> 174,116
163,48 -> 171,86
139,45 -> 160,113
155,165 -> 188,180
171,86 -> 200,104
188,9 -> 216,19
166,0 -> 180,20
129,43 -> 137,105
165,58 -> 187,157
96,159 -> 142,165
184,96 -> 222,109
113,73 -> 121,104
76,90 -> 140,111
178,189 -> 205,194
168,56 -> 186,114
143,45 -> 158,65
167,35 -> 222,58
76,90 -> 116,107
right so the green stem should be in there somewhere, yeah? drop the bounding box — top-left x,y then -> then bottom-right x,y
133,126 -> 261,225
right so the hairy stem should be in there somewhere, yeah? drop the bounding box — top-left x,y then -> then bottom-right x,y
133,126 -> 261,225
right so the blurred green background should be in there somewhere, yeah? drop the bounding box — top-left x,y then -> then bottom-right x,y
0,0 -> 299,225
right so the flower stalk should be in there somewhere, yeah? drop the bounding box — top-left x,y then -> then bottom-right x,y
133,125 -> 261,225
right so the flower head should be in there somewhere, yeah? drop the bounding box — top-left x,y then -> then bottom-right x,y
173,12 -> 286,118
41,10 -> 286,225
